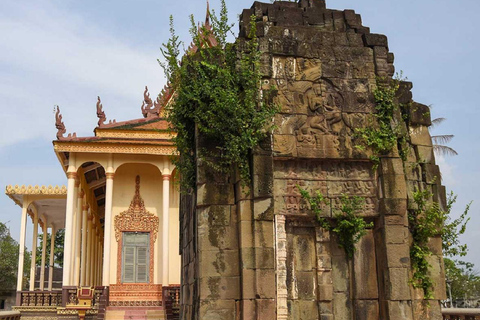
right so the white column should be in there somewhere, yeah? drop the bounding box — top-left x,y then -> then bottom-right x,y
90,222 -> 96,285
162,173 -> 171,286
48,226 -> 56,291
62,164 -> 77,286
39,220 -> 48,291
102,170 -> 114,286
69,180 -> 79,285
73,189 -> 83,286
16,200 -> 29,291
29,211 -> 39,291
80,205 -> 88,286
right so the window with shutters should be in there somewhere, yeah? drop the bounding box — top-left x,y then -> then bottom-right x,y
122,232 -> 150,283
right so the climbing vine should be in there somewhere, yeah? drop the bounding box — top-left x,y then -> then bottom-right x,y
355,76 -> 408,166
160,1 -> 278,190
298,187 -> 373,259
409,189 -> 472,299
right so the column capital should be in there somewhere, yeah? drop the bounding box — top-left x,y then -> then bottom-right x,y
106,172 -> 115,180
162,174 -> 171,181
67,172 -> 77,180
82,204 -> 89,211
78,189 -> 85,198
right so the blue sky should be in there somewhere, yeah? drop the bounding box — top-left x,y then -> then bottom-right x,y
1,0 -> 479,269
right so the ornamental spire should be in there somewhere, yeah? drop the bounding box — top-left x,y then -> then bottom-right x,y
55,106 -> 76,140
96,96 -> 106,127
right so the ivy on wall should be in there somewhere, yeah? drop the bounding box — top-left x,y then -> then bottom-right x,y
160,1 -> 278,190
298,187 -> 373,259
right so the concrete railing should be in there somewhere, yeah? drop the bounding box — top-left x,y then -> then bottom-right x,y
442,308 -> 480,320
18,290 -> 62,307
0,311 -> 21,320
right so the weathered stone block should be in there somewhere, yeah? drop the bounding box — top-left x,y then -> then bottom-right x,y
318,301 -> 333,314
386,300 -> 413,320
409,125 -> 433,147
363,33 -> 388,48
421,163 -> 441,185
354,231 -> 379,299
255,269 -> 276,299
256,299 -> 276,320
273,134 -> 297,157
331,255 -> 349,292
380,158 -> 405,176
199,276 -> 240,300
253,198 -> 274,220
254,220 -> 274,248
378,198 -> 407,216
409,102 -> 432,126
380,174 -> 407,200
197,183 -> 235,206
296,271 -> 317,299
387,267 -> 411,300
255,247 -> 275,269
198,220 -> 239,251
386,243 -> 410,268
318,284 -> 333,301
384,225 -> 408,244
199,299 -> 236,320
354,300 -> 379,320
333,292 -> 352,320
317,270 -> 333,285
199,249 -> 240,277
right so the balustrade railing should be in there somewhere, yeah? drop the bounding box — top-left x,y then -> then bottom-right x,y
18,291 -> 62,307
443,308 -> 480,320
162,285 -> 180,320
0,311 -> 21,320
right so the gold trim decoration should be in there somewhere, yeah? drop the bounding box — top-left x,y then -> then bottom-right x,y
5,185 -> 67,195
106,172 -> 115,180
54,142 -> 178,156
114,176 -> 159,285
95,129 -> 175,140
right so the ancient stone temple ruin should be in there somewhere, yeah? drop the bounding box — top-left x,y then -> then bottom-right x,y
4,1 -> 447,319
179,1 -> 446,319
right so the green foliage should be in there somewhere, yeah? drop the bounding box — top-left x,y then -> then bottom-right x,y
409,190 -> 472,299
160,1 -> 278,190
0,221 -> 31,290
356,77 -> 408,166
444,258 -> 480,302
332,194 -> 373,259
298,187 -> 373,259
36,229 -> 65,268
442,192 -> 471,258
409,189 -> 448,298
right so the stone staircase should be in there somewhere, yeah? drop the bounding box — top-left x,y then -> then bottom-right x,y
105,307 -> 164,320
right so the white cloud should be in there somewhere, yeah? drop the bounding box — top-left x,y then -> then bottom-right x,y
0,0 -> 165,147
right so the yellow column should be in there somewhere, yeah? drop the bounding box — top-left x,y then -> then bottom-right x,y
16,198 -> 29,291
90,223 -> 96,285
39,219 -> 48,291
29,210 -> 38,291
62,155 -> 77,286
48,225 -> 56,291
162,173 -> 171,286
102,167 -> 114,286
80,205 -> 88,286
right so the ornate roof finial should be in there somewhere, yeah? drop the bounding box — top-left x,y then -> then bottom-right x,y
205,0 -> 211,27
96,96 -> 107,127
141,86 -> 161,119
55,106 -> 66,140
55,105 -> 77,140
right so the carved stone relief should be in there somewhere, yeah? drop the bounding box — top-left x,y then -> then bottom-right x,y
274,160 -> 377,217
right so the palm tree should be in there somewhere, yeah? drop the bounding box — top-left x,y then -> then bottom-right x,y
430,117 -> 458,156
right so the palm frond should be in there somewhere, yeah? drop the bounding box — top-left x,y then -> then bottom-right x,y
432,134 -> 454,145
431,117 -> 446,129
433,145 -> 458,156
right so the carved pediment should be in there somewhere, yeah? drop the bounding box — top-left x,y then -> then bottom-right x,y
114,175 -> 159,242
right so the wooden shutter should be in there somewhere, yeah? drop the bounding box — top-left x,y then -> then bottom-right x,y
122,232 -> 150,283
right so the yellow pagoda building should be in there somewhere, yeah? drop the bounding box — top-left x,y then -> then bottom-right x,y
6,86 -> 181,320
